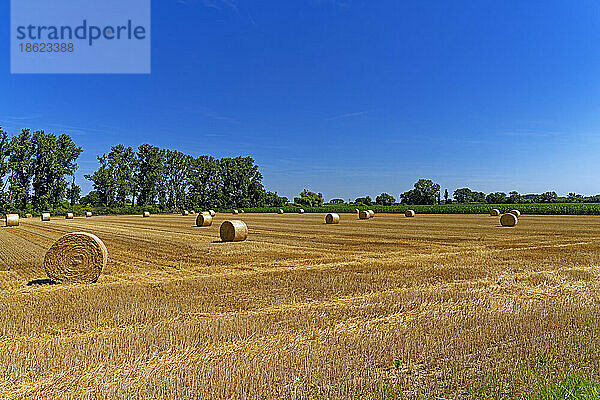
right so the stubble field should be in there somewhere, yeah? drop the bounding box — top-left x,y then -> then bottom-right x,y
1,213 -> 600,399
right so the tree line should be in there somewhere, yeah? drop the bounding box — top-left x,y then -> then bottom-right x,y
334,179 -> 600,206
84,144 -> 290,210
0,127 -> 81,212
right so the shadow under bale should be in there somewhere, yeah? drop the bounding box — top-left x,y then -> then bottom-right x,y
27,278 -> 58,286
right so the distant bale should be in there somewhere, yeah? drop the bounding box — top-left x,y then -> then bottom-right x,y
368,210 -> 375,218
25,213 -> 32,219
405,210 -> 416,217
490,209 -> 500,216
196,213 -> 213,227
500,213 -> 518,227
182,210 -> 189,216
220,220 -> 248,242
142,211 -> 150,218
278,209 -> 284,214
509,210 -> 521,217
358,210 -> 370,220
5,214 -> 19,227
85,212 -> 92,218
41,213 -> 51,221
240,210 -> 245,213
44,232 -> 107,283
190,210 -> 195,214
354,209 -> 359,214
232,209 -> 239,214
325,213 -> 340,224
298,209 -> 305,214
209,210 -> 216,216
66,213 -> 74,219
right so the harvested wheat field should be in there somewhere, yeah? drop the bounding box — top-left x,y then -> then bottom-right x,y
1,213 -> 600,398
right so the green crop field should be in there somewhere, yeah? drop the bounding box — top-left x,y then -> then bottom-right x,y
240,203 -> 600,215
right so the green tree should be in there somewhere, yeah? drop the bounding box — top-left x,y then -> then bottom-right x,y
135,144 -> 164,205
7,129 -> 35,209
0,127 -> 11,207
486,192 -> 507,204
375,193 -> 395,205
219,156 -> 264,208
508,191 -> 521,204
401,179 -> 440,205
188,155 -> 221,209
66,175 -> 81,206
163,149 -> 192,210
85,154 -> 116,206
294,190 -> 324,207
80,190 -> 101,206
264,191 -> 288,207
109,145 -> 136,205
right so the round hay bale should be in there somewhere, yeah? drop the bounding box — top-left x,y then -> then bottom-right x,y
142,211 -> 150,218
85,212 -> 92,218
5,214 -> 19,227
66,213 -> 74,219
354,209 -> 359,214
325,213 -> 340,224
209,210 -> 216,216
240,210 -> 245,213
500,213 -> 518,227
44,232 -> 107,283
298,209 -> 305,214
25,213 -> 33,219
368,210 -> 375,218
232,209 -> 239,215
509,210 -> 521,217
196,213 -> 213,227
220,220 -> 248,242
182,210 -> 189,216
490,209 -> 500,216
405,210 -> 416,217
278,209 -> 284,214
358,210 -> 370,220
190,210 -> 195,214
41,213 -> 51,221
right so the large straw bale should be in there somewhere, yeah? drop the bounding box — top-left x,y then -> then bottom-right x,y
41,213 -> 51,221
490,209 -> 500,216
405,210 -> 415,217
66,213 -> 74,219
44,232 -> 107,283
220,220 -> 248,242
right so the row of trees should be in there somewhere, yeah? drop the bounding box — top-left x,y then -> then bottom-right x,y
84,144 -> 289,209
0,127 -> 82,211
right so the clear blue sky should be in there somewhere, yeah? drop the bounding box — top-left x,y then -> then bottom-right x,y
2,0 -> 600,201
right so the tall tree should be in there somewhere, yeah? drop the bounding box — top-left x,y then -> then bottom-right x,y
188,155 -> 221,209
85,154 -> 116,206
400,179 -> 440,205
219,156 -> 264,208
109,144 -> 136,205
66,175 -> 81,206
163,149 -> 192,210
8,129 -> 35,209
135,144 -> 164,205
0,127 -> 9,207
31,131 -> 82,208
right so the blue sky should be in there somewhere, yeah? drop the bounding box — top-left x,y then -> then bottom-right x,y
2,0 -> 600,201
